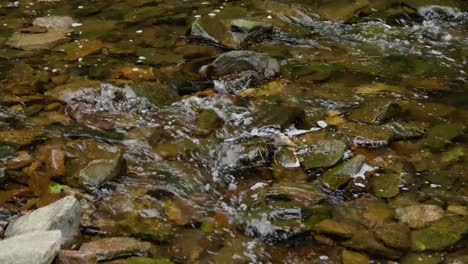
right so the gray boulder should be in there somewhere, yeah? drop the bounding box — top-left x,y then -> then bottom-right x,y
0,231 -> 62,264
5,196 -> 81,247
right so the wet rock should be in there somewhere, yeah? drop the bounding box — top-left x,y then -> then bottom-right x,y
280,62 -> 336,81
350,100 -> 400,125
373,222 -> 411,250
255,100 -> 305,129
395,204 -> 444,229
313,219 -> 354,239
0,129 -> 44,147
190,17 -> 273,49
384,121 -> 425,140
107,257 -> 174,264
299,139 -> 347,170
339,122 -> 394,148
64,140 -> 124,191
6,28 -> 72,50
195,109 -> 223,134
32,16 -> 75,29
200,50 -> 279,81
420,123 -> 464,150
320,155 -> 366,190
341,249 -> 370,264
56,40 -> 106,61
241,201 -> 304,241
80,237 -> 152,261
0,231 -> 62,264
341,229 -> 402,259
400,253 -> 443,264
371,173 -> 401,198
6,151 -> 33,170
273,146 -> 300,169
132,81 -> 179,107
5,196 -> 81,247
266,182 -> 326,207
411,216 -> 468,251
57,250 -> 97,264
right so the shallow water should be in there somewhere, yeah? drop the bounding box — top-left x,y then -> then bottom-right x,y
0,0 -> 467,263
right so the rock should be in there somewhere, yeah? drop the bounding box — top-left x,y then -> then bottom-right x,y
338,122 -> 394,148
320,155 -> 366,190
108,257 -> 174,264
200,50 -> 279,81
64,139 -> 124,191
411,216 -> 468,251
266,182 -> 326,207
0,129 -> 44,147
0,231 -> 62,264
420,123 -> 464,150
132,81 -> 180,107
400,253 -> 442,264
395,204 -> 444,229
6,151 -> 33,170
190,17 -> 273,49
80,237 -> 152,261
341,249 -> 370,264
300,139 -> 347,170
371,173 -> 401,198
255,100 -> 305,129
373,222 -> 411,250
195,109 -> 223,134
33,16 -> 75,29
313,219 -> 354,239
341,229 -> 402,259
384,121 -> 425,140
350,99 -> 400,125
57,250 -> 97,264
6,29 -> 72,50
5,196 -> 81,247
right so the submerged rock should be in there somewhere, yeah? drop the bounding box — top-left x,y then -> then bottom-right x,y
313,219 -> 354,239
200,50 -> 279,83
6,28 -> 72,50
255,100 -> 305,129
266,182 -> 326,207
339,122 -> 394,148
299,139 -> 347,170
64,140 -> 124,191
0,129 -> 44,147
411,216 -> 468,251
320,155 -> 366,189
371,173 -> 401,198
420,123 -> 464,150
80,237 -> 152,261
190,17 -> 274,49
350,100 -> 400,125
341,249 -> 370,264
0,231 -> 62,264
373,222 -> 411,250
5,196 -> 81,247
32,16 -> 75,29
395,204 -> 444,229
57,250 -> 97,264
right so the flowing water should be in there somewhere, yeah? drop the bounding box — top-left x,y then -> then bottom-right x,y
0,0 -> 467,263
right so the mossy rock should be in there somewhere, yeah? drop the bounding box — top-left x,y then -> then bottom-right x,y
132,81 -> 180,107
313,219 -> 354,239
338,122 -> 394,148
195,109 -> 223,133
420,123 -> 465,150
374,222 -> 411,250
320,155 -> 365,190
266,182 -> 326,207
341,249 -> 370,264
400,253 -> 443,264
371,173 -> 401,198
255,100 -> 305,129
0,129 -> 44,147
349,99 -> 400,125
300,139 -> 347,170
411,216 -> 468,251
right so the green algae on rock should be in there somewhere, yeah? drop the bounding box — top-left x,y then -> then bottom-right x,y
320,155 -> 366,190
300,139 -> 347,170
411,216 -> 468,251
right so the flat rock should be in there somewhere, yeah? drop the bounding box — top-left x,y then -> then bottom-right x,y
200,50 -> 279,81
0,231 -> 62,264
411,216 -> 468,251
57,250 -> 97,264
300,139 -> 347,170
33,16 -> 75,29
6,28 -> 72,50
64,139 -> 124,191
395,204 -> 444,229
5,196 -> 81,247
80,237 -> 152,261
320,155 -> 365,189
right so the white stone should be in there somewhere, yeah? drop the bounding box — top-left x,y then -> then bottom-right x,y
33,16 -> 75,29
5,196 -> 81,247
0,231 -> 62,264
